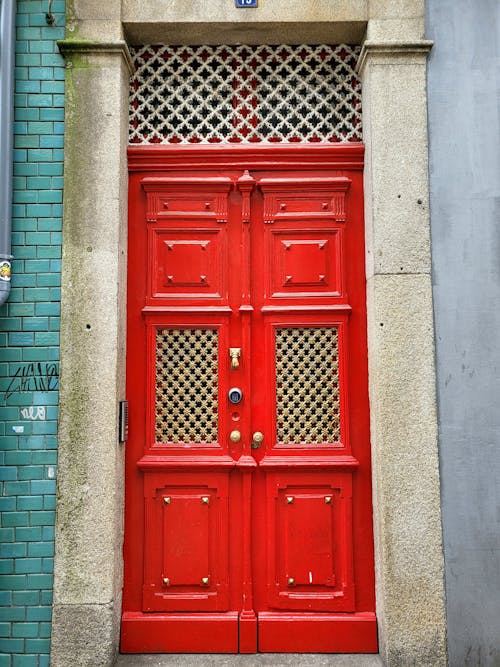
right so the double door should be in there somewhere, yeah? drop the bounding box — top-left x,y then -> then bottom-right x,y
122,146 -> 376,653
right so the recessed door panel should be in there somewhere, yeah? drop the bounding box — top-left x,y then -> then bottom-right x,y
269,230 -> 342,299
143,473 -> 229,613
267,473 -> 355,612
260,177 -> 350,224
162,494 -> 210,586
153,231 -> 224,298
142,176 -> 232,224
124,147 -> 376,654
143,176 -> 232,306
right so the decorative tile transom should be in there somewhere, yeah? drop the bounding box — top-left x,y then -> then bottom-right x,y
275,327 -> 340,444
129,44 -> 362,144
155,328 -> 219,444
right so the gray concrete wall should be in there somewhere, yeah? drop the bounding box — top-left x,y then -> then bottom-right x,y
426,1 -> 500,665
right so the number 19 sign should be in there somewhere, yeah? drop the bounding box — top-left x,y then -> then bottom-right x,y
235,0 -> 258,7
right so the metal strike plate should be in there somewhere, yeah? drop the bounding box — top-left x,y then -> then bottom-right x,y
118,400 -> 128,443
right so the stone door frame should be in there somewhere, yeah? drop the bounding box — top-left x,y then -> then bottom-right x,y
51,2 -> 447,665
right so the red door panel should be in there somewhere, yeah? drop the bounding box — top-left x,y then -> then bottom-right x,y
269,230 -> 342,299
143,472 -> 229,612
122,145 -> 376,654
152,230 -> 225,299
257,613 -> 378,653
143,176 -> 232,308
267,473 -> 354,612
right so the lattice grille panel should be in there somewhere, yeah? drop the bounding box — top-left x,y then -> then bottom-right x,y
155,328 -> 218,443
130,44 -> 362,144
275,327 -> 340,444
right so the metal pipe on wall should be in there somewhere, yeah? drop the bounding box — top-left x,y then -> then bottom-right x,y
0,0 -> 15,305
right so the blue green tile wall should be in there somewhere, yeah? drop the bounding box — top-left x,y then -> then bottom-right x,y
0,1 -> 65,665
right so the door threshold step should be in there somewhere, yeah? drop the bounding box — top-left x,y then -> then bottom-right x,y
115,655 -> 383,667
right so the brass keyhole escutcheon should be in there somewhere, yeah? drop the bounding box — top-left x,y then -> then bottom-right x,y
251,431 -> 264,449
230,430 -> 241,443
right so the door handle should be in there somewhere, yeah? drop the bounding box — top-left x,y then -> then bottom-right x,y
251,431 -> 264,449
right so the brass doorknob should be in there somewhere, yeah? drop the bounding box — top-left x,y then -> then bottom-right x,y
251,431 -> 264,449
229,430 -> 241,443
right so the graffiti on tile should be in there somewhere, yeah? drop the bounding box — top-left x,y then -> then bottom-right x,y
5,362 -> 59,400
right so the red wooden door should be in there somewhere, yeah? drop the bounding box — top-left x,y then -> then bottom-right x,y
122,145 -> 376,654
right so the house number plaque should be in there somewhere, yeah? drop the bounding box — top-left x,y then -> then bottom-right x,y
235,0 -> 258,7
